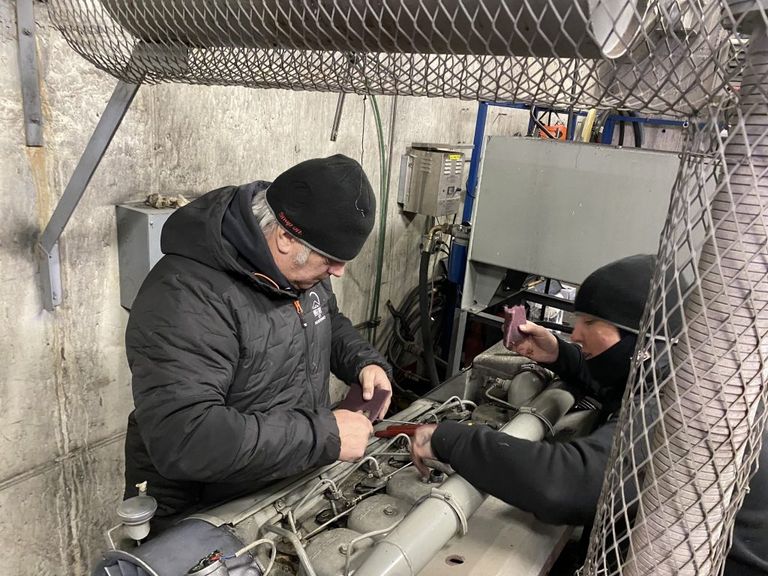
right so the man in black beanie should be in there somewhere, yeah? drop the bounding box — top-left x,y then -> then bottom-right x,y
410,254 -> 768,576
123,154 -> 393,533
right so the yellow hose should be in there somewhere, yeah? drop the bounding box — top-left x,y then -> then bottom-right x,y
580,109 -> 597,142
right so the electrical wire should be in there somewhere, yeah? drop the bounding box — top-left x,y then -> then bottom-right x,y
383,274 -> 448,397
530,108 -> 556,139
419,222 -> 443,388
228,539 -> 277,575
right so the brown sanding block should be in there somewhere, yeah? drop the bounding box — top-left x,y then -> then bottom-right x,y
337,382 -> 389,421
502,304 -> 527,349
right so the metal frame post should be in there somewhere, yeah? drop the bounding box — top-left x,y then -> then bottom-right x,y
37,79 -> 141,310
601,116 -> 616,144
16,0 -> 43,147
462,101 -> 489,223
444,102 -> 490,375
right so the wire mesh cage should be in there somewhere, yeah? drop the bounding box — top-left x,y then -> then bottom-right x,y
46,1 -> 768,575
583,26 -> 768,573
50,0 -> 742,117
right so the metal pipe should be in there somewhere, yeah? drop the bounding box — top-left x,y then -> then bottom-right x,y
354,383 -> 575,576
194,400 -> 436,529
264,524 -> 317,576
302,464 -> 415,541
329,93 -> 345,141
344,521 -> 402,576
507,369 -> 548,407
101,0 -> 644,60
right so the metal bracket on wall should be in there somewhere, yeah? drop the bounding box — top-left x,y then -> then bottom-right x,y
37,79 -> 141,311
16,0 -> 43,146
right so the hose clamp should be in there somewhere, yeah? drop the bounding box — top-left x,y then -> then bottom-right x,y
516,406 -> 556,438
427,488 -> 469,536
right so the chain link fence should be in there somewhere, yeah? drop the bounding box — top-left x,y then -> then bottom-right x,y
47,1 -> 768,575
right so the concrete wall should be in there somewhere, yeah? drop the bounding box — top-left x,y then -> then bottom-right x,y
0,2 -> 685,574
0,2 -> 530,573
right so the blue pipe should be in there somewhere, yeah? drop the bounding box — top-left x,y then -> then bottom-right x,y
602,117 -> 616,144
447,102 -> 488,285
462,101 -> 488,223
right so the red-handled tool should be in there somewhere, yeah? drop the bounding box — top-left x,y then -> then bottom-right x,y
374,423 -> 421,438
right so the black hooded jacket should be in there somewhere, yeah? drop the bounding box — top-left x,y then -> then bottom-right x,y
432,336 -> 633,526
432,337 -> 768,575
123,182 -> 391,524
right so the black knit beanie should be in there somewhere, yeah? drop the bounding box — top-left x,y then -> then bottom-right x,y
574,254 -> 655,334
266,154 -> 376,262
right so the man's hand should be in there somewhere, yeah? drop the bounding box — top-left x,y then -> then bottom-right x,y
410,424 -> 439,479
333,409 -> 373,461
511,321 -> 559,364
359,364 -> 392,420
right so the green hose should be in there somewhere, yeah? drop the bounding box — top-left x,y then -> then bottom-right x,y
366,94 -> 391,344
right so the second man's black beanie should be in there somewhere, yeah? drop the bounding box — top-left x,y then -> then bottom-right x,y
574,254 -> 655,333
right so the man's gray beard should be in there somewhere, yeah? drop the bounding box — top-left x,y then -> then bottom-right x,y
293,244 -> 311,267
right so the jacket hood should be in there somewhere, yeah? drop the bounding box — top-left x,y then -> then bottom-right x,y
161,182 -> 293,296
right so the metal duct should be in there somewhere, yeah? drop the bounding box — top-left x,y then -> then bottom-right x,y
99,0 -> 645,59
354,383 -> 575,576
624,23 -> 768,576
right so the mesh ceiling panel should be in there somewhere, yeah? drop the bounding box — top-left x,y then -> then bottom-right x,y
48,0 -> 744,116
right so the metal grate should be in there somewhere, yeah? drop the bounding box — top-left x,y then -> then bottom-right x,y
49,0 -> 740,117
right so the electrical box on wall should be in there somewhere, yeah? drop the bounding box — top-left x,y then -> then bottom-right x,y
398,143 -> 470,216
116,203 -> 175,310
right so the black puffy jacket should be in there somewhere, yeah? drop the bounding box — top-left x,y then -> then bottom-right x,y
123,182 -> 390,526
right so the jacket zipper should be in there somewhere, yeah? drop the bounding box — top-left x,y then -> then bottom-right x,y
293,300 -> 308,328
294,299 -> 319,406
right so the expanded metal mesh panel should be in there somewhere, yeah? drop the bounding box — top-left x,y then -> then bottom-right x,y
582,27 -> 768,575
49,0 -> 741,116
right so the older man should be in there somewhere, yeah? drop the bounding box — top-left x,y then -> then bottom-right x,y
124,155 -> 393,531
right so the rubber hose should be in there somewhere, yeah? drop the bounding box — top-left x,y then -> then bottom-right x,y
628,111 -> 643,148
419,249 -> 441,388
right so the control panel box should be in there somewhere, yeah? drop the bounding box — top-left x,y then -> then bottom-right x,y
116,203 -> 175,310
398,144 -> 469,216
